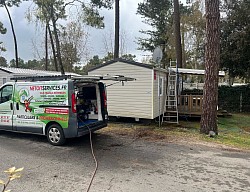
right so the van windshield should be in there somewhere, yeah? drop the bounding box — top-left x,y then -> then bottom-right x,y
0,85 -> 13,104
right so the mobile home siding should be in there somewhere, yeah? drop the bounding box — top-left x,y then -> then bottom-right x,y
0,71 -> 12,87
88,61 -> 153,119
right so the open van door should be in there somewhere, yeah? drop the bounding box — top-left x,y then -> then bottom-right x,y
0,84 -> 14,131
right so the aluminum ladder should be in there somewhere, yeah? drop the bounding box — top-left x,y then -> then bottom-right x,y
162,60 -> 179,124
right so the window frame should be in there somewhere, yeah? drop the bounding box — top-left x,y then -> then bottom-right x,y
158,77 -> 164,96
0,85 -> 13,104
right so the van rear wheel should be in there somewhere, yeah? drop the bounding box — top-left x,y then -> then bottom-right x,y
47,124 -> 66,146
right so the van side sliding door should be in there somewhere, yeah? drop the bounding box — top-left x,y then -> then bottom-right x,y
13,83 -> 44,133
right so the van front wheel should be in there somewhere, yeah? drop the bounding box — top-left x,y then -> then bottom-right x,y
47,124 -> 66,146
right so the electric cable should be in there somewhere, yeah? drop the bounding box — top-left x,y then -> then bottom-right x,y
77,117 -> 98,192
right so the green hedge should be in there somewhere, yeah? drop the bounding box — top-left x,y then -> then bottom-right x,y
218,85 -> 250,112
182,85 -> 250,112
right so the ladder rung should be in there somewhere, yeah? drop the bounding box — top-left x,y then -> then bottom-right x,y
165,110 -> 178,112
163,115 -> 178,117
162,121 -> 179,124
166,107 -> 177,108
166,104 -> 177,106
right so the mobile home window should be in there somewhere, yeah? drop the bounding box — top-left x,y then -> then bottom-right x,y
3,78 -> 6,84
159,77 -> 164,96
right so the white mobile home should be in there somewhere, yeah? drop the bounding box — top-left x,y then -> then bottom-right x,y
88,59 -> 167,120
0,67 -> 79,86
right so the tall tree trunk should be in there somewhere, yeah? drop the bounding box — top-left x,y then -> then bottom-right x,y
4,2 -> 18,68
51,6 -> 64,75
181,25 -> 186,68
173,0 -> 182,68
51,20 -> 64,75
200,0 -> 220,134
162,43 -> 167,69
45,24 -> 48,71
114,0 -> 119,59
48,24 -> 58,71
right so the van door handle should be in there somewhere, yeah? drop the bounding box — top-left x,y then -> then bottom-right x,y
10,103 -> 13,110
16,103 -> 19,110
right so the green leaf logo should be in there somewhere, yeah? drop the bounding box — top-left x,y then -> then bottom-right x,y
19,88 -> 29,103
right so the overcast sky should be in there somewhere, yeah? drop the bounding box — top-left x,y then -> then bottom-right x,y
0,0 -> 187,64
0,0 -> 153,64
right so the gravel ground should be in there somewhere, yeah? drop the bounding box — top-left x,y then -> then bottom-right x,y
0,129 -> 250,192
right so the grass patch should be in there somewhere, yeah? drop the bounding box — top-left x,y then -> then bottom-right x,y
215,113 -> 250,149
218,113 -> 250,132
103,113 -> 250,150
175,114 -> 250,150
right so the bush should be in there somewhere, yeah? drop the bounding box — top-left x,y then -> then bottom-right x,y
218,85 -> 250,112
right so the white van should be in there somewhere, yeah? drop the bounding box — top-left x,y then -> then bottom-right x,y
0,75 -> 131,145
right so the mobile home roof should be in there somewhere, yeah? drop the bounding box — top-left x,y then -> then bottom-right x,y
0,67 -> 80,76
88,59 -> 225,76
175,68 -> 225,77
88,59 -> 168,73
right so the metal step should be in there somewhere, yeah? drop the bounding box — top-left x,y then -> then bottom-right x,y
164,110 -> 178,113
162,121 -> 179,124
163,116 -> 178,118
